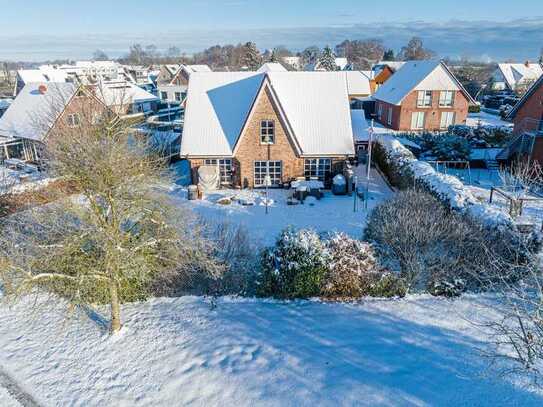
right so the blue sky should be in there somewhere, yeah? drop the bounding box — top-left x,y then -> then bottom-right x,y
0,0 -> 542,61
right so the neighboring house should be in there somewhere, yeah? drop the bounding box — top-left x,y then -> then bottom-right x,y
180,71 -> 356,188
282,56 -> 302,71
346,71 -> 373,110
122,65 -> 152,85
501,75 -> 543,165
158,65 -> 213,105
156,64 -> 181,85
371,61 -> 405,91
257,63 -> 288,73
0,82 -> 110,162
93,80 -> 159,115
14,67 -> 70,96
373,60 -> 475,132
492,63 -> 543,92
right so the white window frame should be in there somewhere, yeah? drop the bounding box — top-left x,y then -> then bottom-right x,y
387,107 -> 392,126
304,158 -> 332,181
174,92 -> 182,102
260,120 -> 275,144
411,111 -> 425,130
204,158 -> 233,185
439,90 -> 455,107
66,113 -> 80,127
416,90 -> 432,108
254,160 -> 282,187
440,111 -> 455,129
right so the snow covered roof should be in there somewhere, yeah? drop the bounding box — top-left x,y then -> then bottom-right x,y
184,65 -> 212,73
496,63 -> 543,90
94,80 -> 158,107
374,61 -> 406,72
164,64 -> 181,75
335,58 -> 349,70
507,74 -> 543,119
373,60 -> 475,105
257,63 -> 287,73
181,72 -> 355,157
17,68 -> 69,84
345,71 -> 372,96
351,109 -> 370,142
0,82 -> 77,142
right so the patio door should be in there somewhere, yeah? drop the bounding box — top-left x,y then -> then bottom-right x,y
254,160 -> 282,187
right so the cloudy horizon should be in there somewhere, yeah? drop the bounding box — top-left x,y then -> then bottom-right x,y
1,17 -> 542,63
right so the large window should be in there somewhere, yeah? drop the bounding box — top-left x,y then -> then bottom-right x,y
260,120 -> 275,144
411,112 -> 425,130
439,91 -> 455,107
254,160 -> 282,187
304,158 -> 332,181
417,90 -> 432,107
204,159 -> 233,185
66,113 -> 80,127
174,92 -> 182,102
387,108 -> 392,125
378,103 -> 383,119
160,91 -> 168,100
440,111 -> 455,129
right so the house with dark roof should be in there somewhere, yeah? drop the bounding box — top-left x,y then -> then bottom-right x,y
180,71 -> 358,188
372,60 -> 475,132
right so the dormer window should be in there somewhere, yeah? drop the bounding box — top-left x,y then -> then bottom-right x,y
439,90 -> 455,107
260,120 -> 275,144
417,90 -> 432,107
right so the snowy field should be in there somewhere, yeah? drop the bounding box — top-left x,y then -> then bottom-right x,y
0,165 -> 50,194
0,386 -> 20,407
1,292 -> 542,406
169,165 -> 394,246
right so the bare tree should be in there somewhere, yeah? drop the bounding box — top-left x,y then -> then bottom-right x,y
0,87 -> 222,333
499,159 -> 543,217
398,37 -> 436,61
92,49 -> 109,61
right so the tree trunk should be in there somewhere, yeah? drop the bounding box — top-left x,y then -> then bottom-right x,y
109,281 -> 122,333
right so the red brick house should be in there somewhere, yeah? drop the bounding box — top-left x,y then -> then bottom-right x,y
373,61 -> 475,132
502,75 -> 543,165
180,72 -> 357,188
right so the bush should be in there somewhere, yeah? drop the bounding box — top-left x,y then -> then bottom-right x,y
469,104 -> 481,113
365,189 -> 539,295
430,135 -> 471,161
257,228 -> 329,298
322,232 -> 380,298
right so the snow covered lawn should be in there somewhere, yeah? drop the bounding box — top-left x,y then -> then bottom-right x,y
466,111 -> 513,129
0,386 -> 21,407
169,166 -> 394,246
1,294 -> 542,406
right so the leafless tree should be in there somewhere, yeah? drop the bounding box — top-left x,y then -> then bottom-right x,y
0,85 -> 222,333
398,37 -> 436,61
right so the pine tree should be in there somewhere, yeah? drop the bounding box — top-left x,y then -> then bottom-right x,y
242,42 -> 262,71
383,49 -> 395,61
318,46 -> 337,71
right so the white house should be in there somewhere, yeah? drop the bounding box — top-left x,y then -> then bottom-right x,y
492,62 -> 543,91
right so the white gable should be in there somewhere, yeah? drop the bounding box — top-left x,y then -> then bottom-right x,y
414,65 -> 460,91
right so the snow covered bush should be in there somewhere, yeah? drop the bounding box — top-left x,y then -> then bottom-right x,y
430,135 -> 471,161
257,227 -> 329,298
322,232 -> 380,298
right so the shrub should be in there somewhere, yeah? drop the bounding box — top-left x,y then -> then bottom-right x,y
367,272 -> 407,298
431,135 -> 471,161
257,228 -> 329,298
468,104 -> 481,113
321,232 -> 380,298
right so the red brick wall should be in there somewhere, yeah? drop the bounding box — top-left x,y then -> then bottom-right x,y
375,90 -> 469,131
512,83 -> 543,136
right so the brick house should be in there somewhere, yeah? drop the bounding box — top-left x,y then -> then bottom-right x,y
180,72 -> 356,188
502,75 -> 543,165
0,82 -> 112,163
158,65 -> 212,104
373,61 -> 475,132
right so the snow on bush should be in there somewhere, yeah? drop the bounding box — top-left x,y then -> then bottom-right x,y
374,134 -> 513,229
257,227 -> 330,298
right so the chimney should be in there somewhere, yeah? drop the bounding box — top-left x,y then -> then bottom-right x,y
38,84 -> 48,94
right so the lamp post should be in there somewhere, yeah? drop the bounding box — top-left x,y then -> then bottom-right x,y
365,119 -> 374,210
